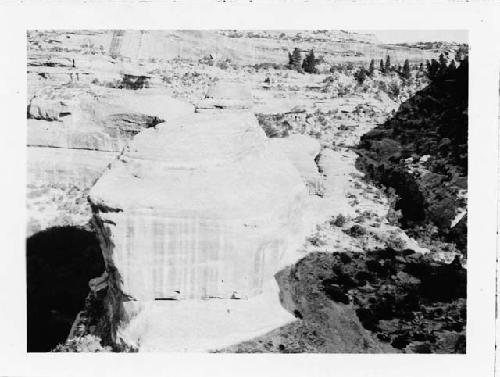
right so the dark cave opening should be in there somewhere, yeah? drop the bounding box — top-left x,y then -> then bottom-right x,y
26,226 -> 105,352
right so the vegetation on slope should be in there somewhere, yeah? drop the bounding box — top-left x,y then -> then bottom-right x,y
355,57 -> 468,255
319,249 -> 466,353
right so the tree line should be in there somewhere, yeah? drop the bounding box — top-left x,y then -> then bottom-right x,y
287,47 -> 468,85
287,47 -> 318,74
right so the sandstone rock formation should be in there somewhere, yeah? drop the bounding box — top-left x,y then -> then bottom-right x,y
195,80 -> 253,112
270,134 -> 322,194
27,85 -> 195,236
89,112 -> 307,301
28,86 -> 194,151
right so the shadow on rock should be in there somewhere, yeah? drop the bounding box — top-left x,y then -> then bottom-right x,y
26,226 -> 104,352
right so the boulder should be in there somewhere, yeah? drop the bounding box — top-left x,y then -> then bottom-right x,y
89,112 -> 307,301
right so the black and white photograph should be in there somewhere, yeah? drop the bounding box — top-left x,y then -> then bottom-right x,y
1,0 -> 500,375
25,29 -> 468,354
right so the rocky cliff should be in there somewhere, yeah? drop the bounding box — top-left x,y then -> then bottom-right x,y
27,85 -> 194,236
84,111 -> 312,347
89,111 -> 307,301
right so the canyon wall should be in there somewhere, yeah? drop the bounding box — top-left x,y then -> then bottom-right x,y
27,85 -> 194,236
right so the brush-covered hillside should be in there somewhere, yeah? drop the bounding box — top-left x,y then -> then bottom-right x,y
356,57 -> 468,256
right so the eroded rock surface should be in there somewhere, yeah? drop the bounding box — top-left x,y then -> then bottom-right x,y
28,86 -> 193,151
89,112 -> 307,302
27,85 -> 194,236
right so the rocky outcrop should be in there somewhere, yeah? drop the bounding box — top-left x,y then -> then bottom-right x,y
89,112 -> 307,304
28,86 -> 194,151
270,134 -> 322,194
27,85 -> 195,236
195,81 -> 253,112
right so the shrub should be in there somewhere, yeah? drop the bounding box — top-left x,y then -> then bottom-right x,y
354,68 -> 368,85
53,335 -> 111,352
307,231 -> 327,247
387,80 -> 401,99
344,224 -> 367,238
330,214 -> 347,227
385,231 -> 406,250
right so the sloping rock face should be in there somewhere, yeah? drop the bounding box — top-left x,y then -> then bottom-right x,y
270,134 -> 322,194
195,81 -> 253,112
27,85 -> 194,236
89,112 -> 307,302
28,86 -> 193,151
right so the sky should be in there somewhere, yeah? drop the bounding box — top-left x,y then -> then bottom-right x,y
353,30 -> 468,44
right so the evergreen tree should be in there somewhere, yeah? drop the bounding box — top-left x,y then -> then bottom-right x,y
448,59 -> 457,74
439,53 -> 448,69
302,49 -> 318,74
438,53 -> 449,76
288,48 -> 303,71
402,59 -> 411,80
427,58 -> 441,80
369,59 -> 375,77
456,56 -> 468,84
379,59 -> 385,73
385,55 -> 391,73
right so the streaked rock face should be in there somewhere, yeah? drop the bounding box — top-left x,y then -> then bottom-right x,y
89,112 -> 307,300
